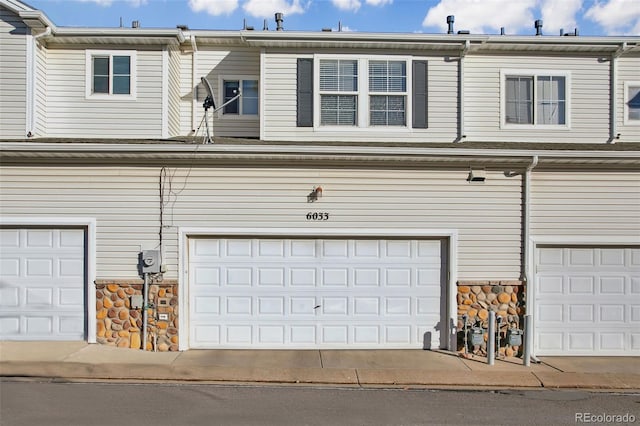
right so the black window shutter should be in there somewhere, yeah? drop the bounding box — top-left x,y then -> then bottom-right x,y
412,60 -> 428,129
297,58 -> 314,127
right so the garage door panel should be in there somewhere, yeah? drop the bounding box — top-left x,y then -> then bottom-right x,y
0,228 -> 86,340
189,237 -> 445,349
535,246 -> 640,355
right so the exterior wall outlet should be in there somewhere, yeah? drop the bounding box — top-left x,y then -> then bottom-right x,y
131,295 -> 143,309
158,313 -> 169,321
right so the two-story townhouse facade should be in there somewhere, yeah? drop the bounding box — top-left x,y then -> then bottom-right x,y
1,0 -> 639,357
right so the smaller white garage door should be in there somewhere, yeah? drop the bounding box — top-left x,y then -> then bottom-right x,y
0,228 -> 86,340
189,237 -> 446,349
535,246 -> 640,355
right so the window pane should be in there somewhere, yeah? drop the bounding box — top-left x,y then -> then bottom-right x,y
113,76 -> 130,94
628,86 -> 640,120
321,94 -> 356,125
320,59 -> 357,92
369,60 -> 406,92
113,56 -> 130,75
223,80 -> 240,114
92,57 -> 109,94
537,76 -> 565,125
242,80 -> 259,115
370,95 -> 405,126
93,76 -> 109,94
505,76 -> 532,124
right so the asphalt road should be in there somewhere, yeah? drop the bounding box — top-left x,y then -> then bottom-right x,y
1,380 -> 638,426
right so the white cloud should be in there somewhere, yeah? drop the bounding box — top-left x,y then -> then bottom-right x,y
365,0 -> 393,5
188,0 -> 239,16
242,0 -> 306,18
540,0 -> 582,35
332,0 -> 361,12
422,0 -> 537,35
585,0 -> 640,35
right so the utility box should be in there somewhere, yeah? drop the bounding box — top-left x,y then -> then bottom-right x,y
131,295 -> 143,309
139,250 -> 161,274
507,329 -> 523,347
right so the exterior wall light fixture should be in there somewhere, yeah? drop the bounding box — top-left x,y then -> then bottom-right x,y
307,186 -> 323,202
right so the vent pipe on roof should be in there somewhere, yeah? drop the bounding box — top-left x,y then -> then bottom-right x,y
275,12 -> 284,31
447,15 -> 454,34
263,19 -> 269,31
534,19 -> 543,35
500,27 -> 505,35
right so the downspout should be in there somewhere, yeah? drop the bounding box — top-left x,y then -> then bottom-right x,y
523,155 -> 539,361
190,34 -> 198,133
610,42 -> 626,143
456,40 -> 470,142
522,155 -> 538,284
27,27 -> 52,137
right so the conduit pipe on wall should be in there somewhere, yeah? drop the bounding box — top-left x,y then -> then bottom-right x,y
522,155 -> 538,285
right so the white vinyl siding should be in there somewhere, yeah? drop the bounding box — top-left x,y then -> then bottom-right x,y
0,167 -> 522,280
465,56 -> 609,143
262,52 -> 457,143
195,48 -> 260,138
0,7 -> 27,139
45,49 -> 162,138
531,172 -> 640,237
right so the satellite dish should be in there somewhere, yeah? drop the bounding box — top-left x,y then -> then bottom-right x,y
201,76 -> 216,110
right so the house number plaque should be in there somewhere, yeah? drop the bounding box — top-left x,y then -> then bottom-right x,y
306,212 -> 330,221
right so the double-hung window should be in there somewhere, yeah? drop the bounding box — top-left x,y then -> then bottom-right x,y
503,70 -> 569,127
221,78 -> 259,117
86,50 -> 136,99
369,60 -> 407,126
319,59 -> 358,125
625,82 -> 640,125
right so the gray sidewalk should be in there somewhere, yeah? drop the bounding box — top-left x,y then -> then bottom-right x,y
1,341 -> 639,390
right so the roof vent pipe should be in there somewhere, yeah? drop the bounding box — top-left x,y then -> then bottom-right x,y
534,19 -> 543,35
275,12 -> 284,31
263,19 -> 268,31
447,15 -> 454,34
501,27 -> 505,35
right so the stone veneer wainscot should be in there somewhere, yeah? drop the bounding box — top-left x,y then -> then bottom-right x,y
95,279 -> 178,351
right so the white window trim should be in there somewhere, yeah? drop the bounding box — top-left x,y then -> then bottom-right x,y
217,75 -> 259,120
85,50 -> 137,100
313,55 -> 412,131
623,81 -> 640,126
500,69 -> 571,130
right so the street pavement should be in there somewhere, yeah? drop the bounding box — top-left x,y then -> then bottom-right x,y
1,341 -> 639,390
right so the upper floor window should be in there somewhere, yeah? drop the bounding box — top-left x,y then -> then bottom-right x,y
319,59 -> 358,125
369,60 -> 407,126
625,82 -> 640,125
221,78 -> 259,117
502,70 -> 569,128
85,50 -> 136,99
297,57 -> 427,129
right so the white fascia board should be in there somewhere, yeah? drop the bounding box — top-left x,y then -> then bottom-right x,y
1,142 -> 638,160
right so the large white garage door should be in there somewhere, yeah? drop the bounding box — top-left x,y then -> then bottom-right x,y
188,237 -> 445,349
535,246 -> 640,355
0,228 -> 86,340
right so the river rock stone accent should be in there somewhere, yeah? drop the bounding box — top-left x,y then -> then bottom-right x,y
95,279 -> 178,352
456,280 -> 525,358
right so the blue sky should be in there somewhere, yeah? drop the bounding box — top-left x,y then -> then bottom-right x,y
26,0 -> 640,36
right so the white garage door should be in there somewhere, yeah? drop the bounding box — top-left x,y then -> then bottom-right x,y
188,237 -> 445,349
0,228 -> 86,340
535,246 -> 640,355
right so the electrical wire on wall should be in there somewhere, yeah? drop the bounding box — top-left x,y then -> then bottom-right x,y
158,144 -> 199,266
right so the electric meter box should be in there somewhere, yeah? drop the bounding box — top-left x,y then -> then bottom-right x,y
139,250 -> 160,274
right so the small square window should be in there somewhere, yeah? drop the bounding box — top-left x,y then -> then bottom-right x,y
220,78 -> 258,117
86,50 -> 136,99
